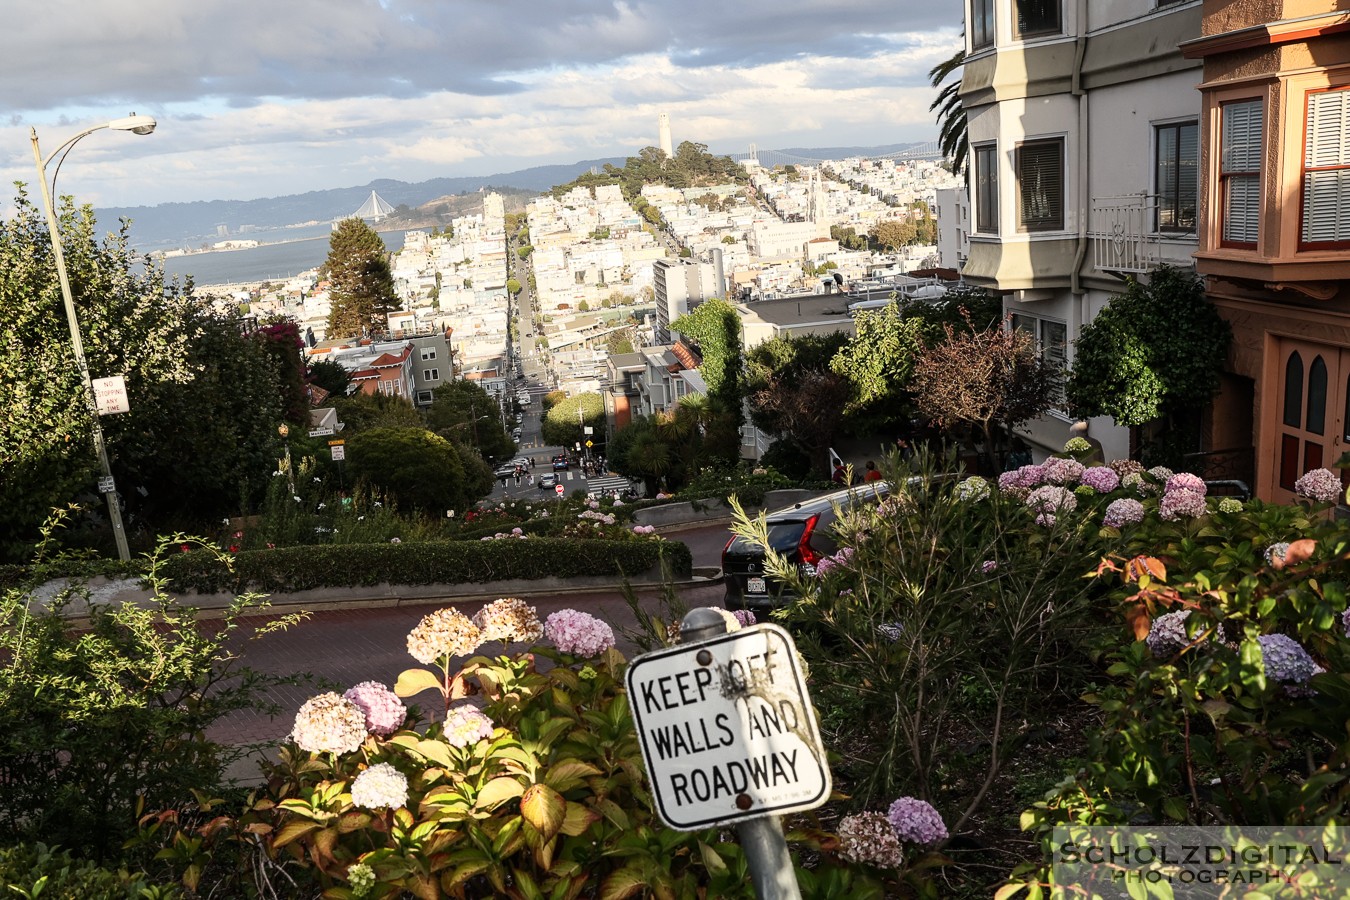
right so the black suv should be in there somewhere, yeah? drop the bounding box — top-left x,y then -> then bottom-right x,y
722,481 -> 893,611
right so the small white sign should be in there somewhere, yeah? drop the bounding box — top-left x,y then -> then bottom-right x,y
97,475 -> 116,494
330,445 -> 346,461
583,426 -> 594,435
625,623 -> 831,831
309,426 -> 335,437
93,375 -> 129,415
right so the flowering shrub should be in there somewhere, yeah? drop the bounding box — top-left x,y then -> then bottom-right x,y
886,796 -> 948,846
290,692 -> 368,754
1295,466 -> 1344,504
343,681 -> 407,737
138,598 -> 893,898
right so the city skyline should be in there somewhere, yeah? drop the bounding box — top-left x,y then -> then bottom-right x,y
1,0 -> 962,211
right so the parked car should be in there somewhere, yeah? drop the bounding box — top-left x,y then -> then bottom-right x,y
538,473 -> 558,489
722,479 -> 906,611
494,465 -> 517,479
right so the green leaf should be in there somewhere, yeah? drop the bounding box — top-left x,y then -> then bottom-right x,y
520,783 -> 567,843
599,866 -> 648,900
1161,796 -> 1187,822
993,884 -> 1029,900
394,667 -> 443,699
475,776 -> 525,812
558,800 -> 601,837
272,819 -> 322,849
416,739 -> 455,769
543,759 -> 602,792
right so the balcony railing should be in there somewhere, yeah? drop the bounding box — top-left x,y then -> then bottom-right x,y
1091,194 -> 1196,275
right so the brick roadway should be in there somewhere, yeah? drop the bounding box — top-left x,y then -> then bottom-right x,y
209,523 -> 734,755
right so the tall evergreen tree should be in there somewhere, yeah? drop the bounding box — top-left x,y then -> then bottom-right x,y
323,218 -> 398,339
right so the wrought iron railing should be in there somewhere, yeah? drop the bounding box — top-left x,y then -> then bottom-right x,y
1091,194 -> 1196,275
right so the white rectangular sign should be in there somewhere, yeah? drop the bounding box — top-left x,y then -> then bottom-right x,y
308,426 -> 335,437
93,375 -> 129,415
330,445 -> 345,461
625,623 -> 831,830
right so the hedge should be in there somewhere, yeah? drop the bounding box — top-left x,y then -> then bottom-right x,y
158,537 -> 693,595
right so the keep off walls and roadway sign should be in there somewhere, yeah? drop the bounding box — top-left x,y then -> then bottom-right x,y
625,623 -> 831,830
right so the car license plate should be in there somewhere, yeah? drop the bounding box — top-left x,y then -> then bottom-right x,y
746,577 -> 767,595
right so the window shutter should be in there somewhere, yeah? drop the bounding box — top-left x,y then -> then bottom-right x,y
1018,140 -> 1063,231
1221,101 -> 1262,244
1303,90 -> 1350,244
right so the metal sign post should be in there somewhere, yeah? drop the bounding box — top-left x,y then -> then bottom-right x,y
626,607 -> 826,899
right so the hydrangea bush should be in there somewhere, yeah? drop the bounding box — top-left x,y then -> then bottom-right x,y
142,598 -> 893,898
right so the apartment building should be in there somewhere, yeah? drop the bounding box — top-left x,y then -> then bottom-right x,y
959,0 -> 1205,461
1181,2 -> 1350,502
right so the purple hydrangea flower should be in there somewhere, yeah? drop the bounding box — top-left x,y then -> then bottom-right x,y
731,609 -> 757,627
544,609 -> 616,657
1026,485 -> 1077,516
1103,498 -> 1146,528
886,797 -> 948,846
1295,468 -> 1343,504
343,681 -> 407,737
1145,610 -> 1194,658
1257,634 -> 1320,696
1159,488 -> 1207,521
1342,608 -> 1350,640
1265,543 -> 1291,567
1165,473 -> 1207,496
1000,464 -> 1046,491
1079,466 -> 1120,493
1043,457 -> 1085,486
981,560 -> 998,574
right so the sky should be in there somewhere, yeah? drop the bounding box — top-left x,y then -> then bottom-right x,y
1,0 -> 963,210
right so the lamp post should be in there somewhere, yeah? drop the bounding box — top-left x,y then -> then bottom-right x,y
278,424 -> 295,494
30,113 -> 157,563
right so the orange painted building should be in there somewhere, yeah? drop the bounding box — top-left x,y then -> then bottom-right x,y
1182,2 -> 1350,502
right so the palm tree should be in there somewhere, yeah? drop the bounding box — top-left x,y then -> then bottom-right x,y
929,48 -> 968,177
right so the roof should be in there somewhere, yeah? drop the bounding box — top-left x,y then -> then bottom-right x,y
735,292 -> 852,327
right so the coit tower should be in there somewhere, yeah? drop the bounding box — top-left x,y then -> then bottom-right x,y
658,112 -> 673,158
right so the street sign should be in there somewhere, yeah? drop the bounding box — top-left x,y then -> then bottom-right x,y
584,426 -> 594,435
97,476 -> 116,494
309,426 -> 334,437
585,440 -> 594,448
554,484 -> 564,496
93,375 -> 129,415
330,445 -> 346,461
625,624 -> 830,831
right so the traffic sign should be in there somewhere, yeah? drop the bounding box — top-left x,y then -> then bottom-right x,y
625,624 -> 830,831
330,445 -> 345,461
93,375 -> 129,415
585,440 -> 593,448
309,426 -> 334,437
97,476 -> 116,494
554,484 -> 564,496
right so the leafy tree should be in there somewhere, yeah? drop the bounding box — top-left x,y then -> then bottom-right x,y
540,393 -> 604,449
541,390 -> 567,413
872,218 -> 918,250
425,380 -> 513,461
308,357 -> 352,397
330,392 -> 424,433
901,283 -> 1003,343
913,319 -> 1058,463
345,427 -> 471,514
607,416 -> 670,495
506,277 -> 522,296
830,301 -> 927,431
517,245 -> 533,260
930,48 -> 968,176
746,333 -> 851,473
0,193 -> 285,557
257,318 -> 309,425
323,218 -> 399,339
451,441 -> 494,501
1066,266 -> 1231,427
578,300 -> 590,312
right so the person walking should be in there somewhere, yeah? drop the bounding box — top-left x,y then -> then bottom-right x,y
863,460 -> 882,483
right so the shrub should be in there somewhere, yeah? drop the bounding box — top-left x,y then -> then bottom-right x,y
159,537 -> 692,594
143,599 -> 935,898
0,533 -> 306,860
0,843 -> 179,899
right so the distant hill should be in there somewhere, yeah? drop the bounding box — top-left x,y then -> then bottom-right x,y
100,142 -> 930,250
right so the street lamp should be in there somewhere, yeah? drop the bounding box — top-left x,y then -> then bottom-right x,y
30,113 -> 157,562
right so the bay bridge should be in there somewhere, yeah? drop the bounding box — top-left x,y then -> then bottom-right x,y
728,139 -> 945,168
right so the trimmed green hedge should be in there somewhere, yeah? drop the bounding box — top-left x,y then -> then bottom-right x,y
159,537 -> 693,595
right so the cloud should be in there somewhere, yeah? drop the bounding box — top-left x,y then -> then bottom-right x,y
0,0 -> 963,206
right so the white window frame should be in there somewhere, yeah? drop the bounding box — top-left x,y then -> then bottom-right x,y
423,368 -> 440,381
420,347 -> 437,361
1012,313 -> 1068,410
1220,99 -> 1263,247
1301,87 -> 1350,249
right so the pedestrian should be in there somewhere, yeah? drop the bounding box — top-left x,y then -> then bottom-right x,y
832,462 -> 848,485
863,460 -> 882,483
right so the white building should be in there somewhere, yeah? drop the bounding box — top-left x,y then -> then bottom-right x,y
959,0 -> 1203,462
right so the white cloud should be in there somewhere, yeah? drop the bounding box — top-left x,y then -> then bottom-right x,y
0,0 -> 963,206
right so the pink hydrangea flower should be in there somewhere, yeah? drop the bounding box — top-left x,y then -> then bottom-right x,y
545,609 -> 616,657
1159,488 -> 1207,521
1103,498 -> 1145,528
1000,464 -> 1046,491
1295,468 -> 1343,504
1026,485 -> 1076,516
981,560 -> 998,574
838,812 -> 904,867
1165,473 -> 1207,496
343,681 -> 406,737
886,796 -> 948,846
1042,456 -> 1085,485
1079,466 -> 1120,493
291,692 -> 367,755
